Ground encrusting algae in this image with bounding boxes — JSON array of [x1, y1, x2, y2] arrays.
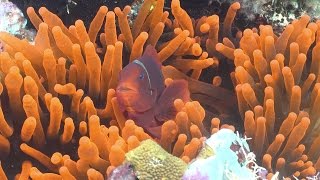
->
[[0, 0, 319, 179]]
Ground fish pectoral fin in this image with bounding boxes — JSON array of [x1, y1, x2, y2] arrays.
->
[[155, 79, 190, 122], [145, 126, 162, 139], [155, 107, 177, 123]]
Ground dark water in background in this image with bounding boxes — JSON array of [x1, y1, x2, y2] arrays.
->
[[9, 0, 257, 29], [9, 0, 133, 27]]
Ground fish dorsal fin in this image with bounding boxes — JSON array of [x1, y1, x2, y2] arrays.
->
[[141, 45, 161, 68]]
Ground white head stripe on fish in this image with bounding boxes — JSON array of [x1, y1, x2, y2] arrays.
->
[[133, 59, 153, 95]]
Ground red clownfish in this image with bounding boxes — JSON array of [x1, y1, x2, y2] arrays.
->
[[116, 45, 190, 138]]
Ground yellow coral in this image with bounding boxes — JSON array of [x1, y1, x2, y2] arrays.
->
[[125, 139, 187, 180]]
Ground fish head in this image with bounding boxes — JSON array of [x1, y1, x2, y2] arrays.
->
[[116, 45, 165, 113]]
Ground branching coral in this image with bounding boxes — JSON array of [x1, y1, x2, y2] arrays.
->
[[224, 14, 320, 178], [183, 128, 265, 179]]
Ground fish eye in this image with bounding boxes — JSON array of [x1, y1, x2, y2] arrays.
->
[[139, 73, 144, 79]]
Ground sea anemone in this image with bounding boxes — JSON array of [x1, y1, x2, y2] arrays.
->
[[5, 0, 318, 179], [0, 0, 242, 179], [223, 14, 320, 178]]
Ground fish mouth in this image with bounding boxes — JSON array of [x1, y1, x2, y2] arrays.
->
[[116, 85, 137, 93]]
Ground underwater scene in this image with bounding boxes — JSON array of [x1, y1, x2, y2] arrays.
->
[[0, 0, 320, 179]]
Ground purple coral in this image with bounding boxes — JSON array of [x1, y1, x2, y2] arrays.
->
[[107, 163, 137, 180]]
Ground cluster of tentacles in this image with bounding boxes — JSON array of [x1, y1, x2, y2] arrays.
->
[[1, 0, 320, 178], [0, 0, 245, 179], [218, 15, 320, 178]]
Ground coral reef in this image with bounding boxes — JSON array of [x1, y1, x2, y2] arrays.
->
[[2, 0, 320, 179], [219, 0, 320, 32], [0, 0, 35, 52], [0, 0, 28, 35], [0, 0, 241, 179]]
